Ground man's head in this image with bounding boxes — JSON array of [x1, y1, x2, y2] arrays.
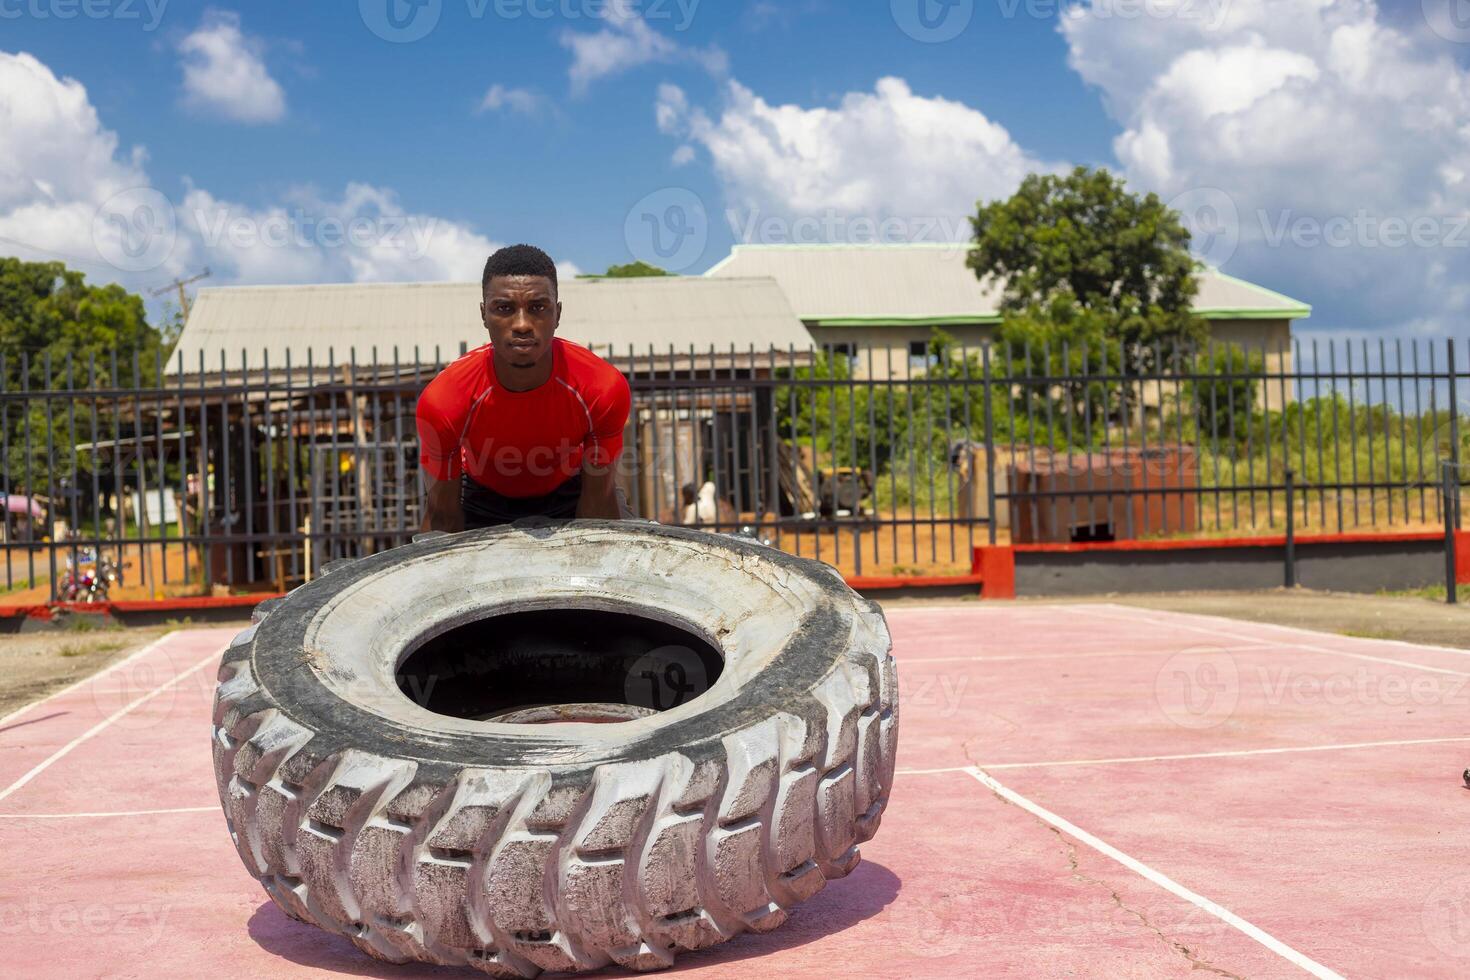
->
[[481, 244, 560, 372]]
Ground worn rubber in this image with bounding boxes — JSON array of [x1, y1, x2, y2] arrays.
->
[[211, 521, 897, 975]]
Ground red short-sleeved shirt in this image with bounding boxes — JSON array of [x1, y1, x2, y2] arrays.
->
[[416, 338, 631, 498]]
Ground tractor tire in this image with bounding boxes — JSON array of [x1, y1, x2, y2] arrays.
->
[[211, 520, 897, 976]]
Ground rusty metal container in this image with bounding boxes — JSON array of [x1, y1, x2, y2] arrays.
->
[[1007, 447, 1198, 544]]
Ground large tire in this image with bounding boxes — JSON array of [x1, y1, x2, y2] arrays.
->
[[211, 521, 897, 976]]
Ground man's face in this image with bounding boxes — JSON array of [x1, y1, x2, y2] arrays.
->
[[481, 275, 560, 370]]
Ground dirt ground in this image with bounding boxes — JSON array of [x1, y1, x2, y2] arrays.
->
[[1094, 589, 1470, 649], [0, 623, 201, 718]]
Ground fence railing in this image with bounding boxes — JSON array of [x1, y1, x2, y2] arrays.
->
[[1, 337, 1465, 602]]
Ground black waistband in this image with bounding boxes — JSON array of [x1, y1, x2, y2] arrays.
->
[[459, 473, 581, 529]]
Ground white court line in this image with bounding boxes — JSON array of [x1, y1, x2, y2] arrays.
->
[[884, 601, 1181, 617], [896, 765, 980, 775], [899, 644, 1267, 666], [967, 767, 1346, 980], [0, 643, 226, 805], [1071, 605, 1470, 677], [976, 735, 1470, 770], [0, 632, 180, 730], [882, 604, 1057, 615], [894, 735, 1470, 776], [0, 805, 217, 819]]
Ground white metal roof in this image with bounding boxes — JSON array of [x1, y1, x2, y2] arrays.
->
[[705, 244, 1311, 324], [169, 275, 815, 372]]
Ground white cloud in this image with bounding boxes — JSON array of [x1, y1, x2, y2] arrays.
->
[[180, 183, 499, 286], [0, 49, 528, 300], [478, 84, 543, 115], [177, 11, 286, 125], [1061, 0, 1470, 336], [657, 76, 1056, 240], [560, 6, 726, 93], [0, 50, 168, 281]]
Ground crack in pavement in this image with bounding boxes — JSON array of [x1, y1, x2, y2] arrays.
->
[[963, 745, 1244, 978], [1042, 823, 1243, 979]]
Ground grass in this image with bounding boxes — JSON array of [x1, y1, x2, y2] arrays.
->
[[73, 520, 186, 541], [58, 640, 124, 658], [1377, 583, 1451, 603], [0, 578, 35, 597]]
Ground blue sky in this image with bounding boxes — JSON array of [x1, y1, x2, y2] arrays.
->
[[2, 1, 1469, 339]]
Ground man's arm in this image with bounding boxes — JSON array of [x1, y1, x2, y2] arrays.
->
[[577, 368, 631, 520], [576, 464, 621, 519], [422, 475, 465, 532], [416, 377, 468, 532]]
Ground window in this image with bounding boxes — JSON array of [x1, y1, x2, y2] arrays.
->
[[824, 342, 859, 367], [908, 339, 936, 371]]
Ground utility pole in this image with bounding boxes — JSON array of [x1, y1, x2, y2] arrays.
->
[[150, 267, 211, 320]]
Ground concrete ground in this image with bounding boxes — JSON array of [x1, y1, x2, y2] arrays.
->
[[3, 601, 1470, 977]]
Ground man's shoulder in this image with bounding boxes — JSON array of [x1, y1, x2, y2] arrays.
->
[[559, 339, 627, 390], [421, 345, 490, 411]]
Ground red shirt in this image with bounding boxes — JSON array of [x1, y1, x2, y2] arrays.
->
[[416, 339, 631, 498]]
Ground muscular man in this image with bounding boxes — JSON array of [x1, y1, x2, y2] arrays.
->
[[416, 244, 631, 530]]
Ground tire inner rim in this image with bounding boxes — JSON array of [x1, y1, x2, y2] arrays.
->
[[394, 608, 724, 724]]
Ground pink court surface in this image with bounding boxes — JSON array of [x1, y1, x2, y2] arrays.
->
[[2, 603, 1469, 978]]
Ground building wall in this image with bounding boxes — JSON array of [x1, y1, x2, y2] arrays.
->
[[807, 317, 1295, 407], [807, 323, 994, 380], [1202, 318, 1294, 409]]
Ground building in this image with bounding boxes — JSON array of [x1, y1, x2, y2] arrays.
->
[[705, 243, 1311, 384], [165, 276, 816, 566], [169, 274, 814, 372]]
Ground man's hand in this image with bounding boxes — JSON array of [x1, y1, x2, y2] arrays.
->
[[576, 463, 622, 520], [422, 475, 465, 532]]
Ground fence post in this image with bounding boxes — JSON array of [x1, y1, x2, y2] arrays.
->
[[982, 344, 997, 546], [1447, 461, 1459, 606], [1284, 467, 1296, 589], [1450, 338, 1461, 496]]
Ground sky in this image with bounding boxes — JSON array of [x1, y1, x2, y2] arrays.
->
[[1, 0, 1468, 340]]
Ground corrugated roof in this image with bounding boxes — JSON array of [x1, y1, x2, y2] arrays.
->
[[705, 243, 1311, 323], [169, 275, 814, 372]]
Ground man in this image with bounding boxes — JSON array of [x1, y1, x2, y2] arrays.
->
[[416, 244, 631, 530]]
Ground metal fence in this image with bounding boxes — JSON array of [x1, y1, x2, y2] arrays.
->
[[1, 337, 1466, 602]]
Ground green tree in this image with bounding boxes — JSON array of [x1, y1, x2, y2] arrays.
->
[[588, 261, 672, 278], [993, 294, 1123, 445], [970, 166, 1205, 369], [1184, 344, 1262, 451], [0, 258, 171, 496]]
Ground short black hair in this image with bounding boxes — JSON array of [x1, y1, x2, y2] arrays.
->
[[482, 244, 558, 294]]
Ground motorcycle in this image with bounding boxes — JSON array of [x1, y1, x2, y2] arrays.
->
[[58, 550, 125, 603]]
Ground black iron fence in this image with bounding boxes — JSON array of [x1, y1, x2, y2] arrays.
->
[[1, 337, 1466, 601]]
